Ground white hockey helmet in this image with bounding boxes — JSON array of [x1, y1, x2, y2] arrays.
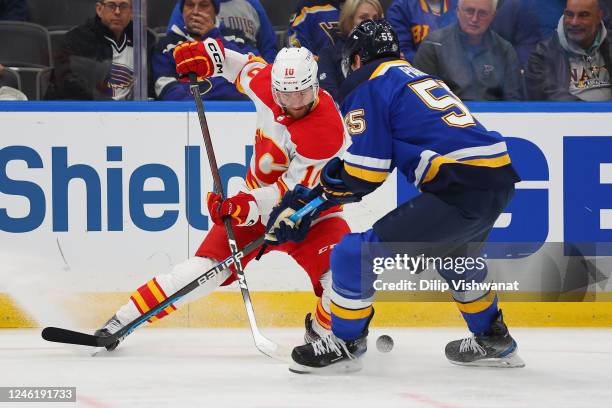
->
[[271, 47, 319, 110]]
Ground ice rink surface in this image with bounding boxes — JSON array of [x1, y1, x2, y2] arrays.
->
[[1, 327, 611, 408]]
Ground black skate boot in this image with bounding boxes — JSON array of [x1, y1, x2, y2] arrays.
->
[[303, 312, 327, 343], [445, 310, 525, 368], [290, 332, 368, 374], [291, 309, 373, 374], [94, 314, 124, 351]]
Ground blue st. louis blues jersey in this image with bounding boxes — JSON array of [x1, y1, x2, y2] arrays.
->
[[387, 0, 458, 62], [338, 58, 520, 195], [287, 0, 340, 56]]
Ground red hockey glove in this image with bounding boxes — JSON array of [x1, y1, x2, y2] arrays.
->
[[173, 38, 225, 82], [206, 191, 260, 227]]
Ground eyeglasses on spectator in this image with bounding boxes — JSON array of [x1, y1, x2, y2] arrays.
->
[[460, 7, 492, 19], [99, 1, 132, 13]]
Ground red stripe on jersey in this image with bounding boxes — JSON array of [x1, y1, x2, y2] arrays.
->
[[300, 165, 315, 186], [245, 169, 261, 189], [275, 178, 289, 197], [313, 169, 322, 185]]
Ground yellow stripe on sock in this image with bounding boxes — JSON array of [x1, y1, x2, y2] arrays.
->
[[317, 318, 331, 330], [456, 291, 496, 314], [131, 292, 150, 314], [317, 300, 331, 320], [147, 281, 166, 303], [330, 302, 373, 320]]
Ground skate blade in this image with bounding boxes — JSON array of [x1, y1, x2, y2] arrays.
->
[[450, 350, 525, 368], [289, 358, 363, 375]]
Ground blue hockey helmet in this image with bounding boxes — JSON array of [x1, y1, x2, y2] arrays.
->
[[341, 18, 400, 75]]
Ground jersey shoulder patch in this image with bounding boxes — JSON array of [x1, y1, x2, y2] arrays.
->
[[246, 65, 279, 112], [288, 91, 344, 160]]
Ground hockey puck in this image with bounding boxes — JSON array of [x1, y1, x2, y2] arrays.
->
[[376, 334, 394, 353]]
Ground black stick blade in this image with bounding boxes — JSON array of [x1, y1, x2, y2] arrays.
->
[[42, 327, 103, 347]]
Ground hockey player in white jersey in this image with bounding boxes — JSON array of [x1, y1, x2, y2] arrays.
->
[[94, 41, 350, 350]]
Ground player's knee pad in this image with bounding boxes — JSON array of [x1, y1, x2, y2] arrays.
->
[[123, 257, 228, 323], [158, 256, 231, 295]]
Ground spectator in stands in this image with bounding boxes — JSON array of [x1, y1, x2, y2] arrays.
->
[[46, 0, 154, 100], [387, 0, 458, 63], [487, 0, 609, 71], [526, 0, 612, 101], [413, 0, 522, 100], [153, 0, 258, 101], [167, 0, 277, 62], [531, 0, 566, 39], [287, 0, 343, 56], [0, 0, 28, 21], [490, 0, 547, 69], [0, 64, 27, 100], [318, 0, 383, 101], [533, 0, 610, 36]]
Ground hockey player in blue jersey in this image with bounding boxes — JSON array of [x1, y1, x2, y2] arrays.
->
[[265, 19, 525, 373]]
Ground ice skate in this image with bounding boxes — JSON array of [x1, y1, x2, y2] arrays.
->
[[289, 332, 368, 374], [93, 314, 124, 351], [445, 310, 525, 368], [303, 312, 330, 343]]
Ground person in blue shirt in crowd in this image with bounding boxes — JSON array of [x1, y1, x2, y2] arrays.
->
[[152, 0, 259, 101], [287, 0, 344, 56], [490, 0, 548, 69], [265, 19, 524, 373], [317, 0, 383, 101], [166, 0, 277, 62], [512, 0, 612, 47], [387, 0, 458, 62], [0, 0, 27, 21]]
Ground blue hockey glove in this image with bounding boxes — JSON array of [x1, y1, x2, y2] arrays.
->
[[320, 157, 363, 205], [265, 185, 319, 246]]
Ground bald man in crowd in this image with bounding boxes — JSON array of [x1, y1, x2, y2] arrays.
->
[[526, 0, 612, 101]]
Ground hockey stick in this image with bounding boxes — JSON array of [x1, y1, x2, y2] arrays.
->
[[186, 73, 290, 361], [41, 236, 263, 348], [41, 201, 321, 352]]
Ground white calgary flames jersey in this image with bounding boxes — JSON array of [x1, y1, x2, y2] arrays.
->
[[219, 49, 348, 222]]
